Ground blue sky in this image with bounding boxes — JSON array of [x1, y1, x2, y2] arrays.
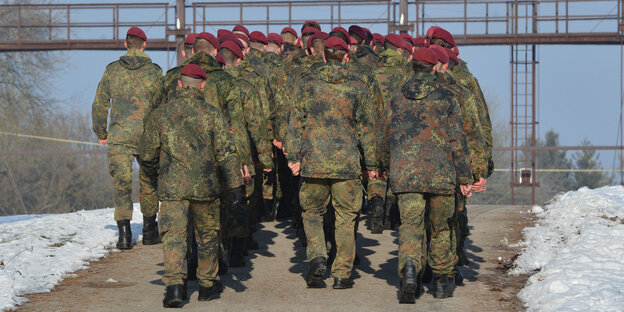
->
[[49, 0, 622, 169]]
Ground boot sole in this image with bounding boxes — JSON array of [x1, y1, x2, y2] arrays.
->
[[306, 265, 326, 288], [163, 298, 183, 308], [398, 281, 417, 304], [433, 291, 454, 299], [116, 243, 132, 250]]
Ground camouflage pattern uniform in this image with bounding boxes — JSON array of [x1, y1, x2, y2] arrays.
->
[[138, 87, 243, 288], [380, 72, 472, 278], [354, 44, 379, 69], [92, 49, 162, 221], [282, 41, 300, 56], [286, 61, 377, 279]]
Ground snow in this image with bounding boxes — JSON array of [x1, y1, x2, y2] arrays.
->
[[0, 204, 144, 311], [512, 186, 624, 312]]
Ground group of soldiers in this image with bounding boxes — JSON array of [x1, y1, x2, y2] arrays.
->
[[92, 21, 493, 308]]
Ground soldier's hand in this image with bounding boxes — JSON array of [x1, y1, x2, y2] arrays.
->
[[98, 138, 108, 146], [472, 178, 487, 192], [263, 168, 273, 173], [229, 186, 247, 224], [241, 165, 251, 185], [460, 184, 472, 197], [367, 170, 379, 181], [288, 161, 301, 176], [273, 139, 283, 150]]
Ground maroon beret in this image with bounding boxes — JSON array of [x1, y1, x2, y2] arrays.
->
[[220, 40, 244, 60], [235, 33, 250, 47], [426, 26, 441, 38], [303, 20, 321, 30], [372, 33, 384, 44], [429, 45, 449, 63], [181, 64, 207, 80], [197, 32, 219, 49], [220, 34, 245, 49], [430, 27, 456, 46], [215, 53, 226, 66], [400, 33, 415, 47], [362, 27, 372, 37], [330, 27, 350, 43], [249, 31, 268, 45], [217, 29, 233, 41], [127, 26, 146, 41], [445, 47, 459, 63], [184, 33, 198, 45], [452, 46, 459, 56], [281, 27, 298, 37], [413, 37, 428, 47], [413, 48, 438, 65], [301, 26, 320, 36], [232, 25, 249, 37], [307, 32, 329, 49], [384, 34, 405, 49], [325, 37, 348, 51], [349, 36, 357, 45], [348, 25, 366, 43], [267, 33, 283, 46]]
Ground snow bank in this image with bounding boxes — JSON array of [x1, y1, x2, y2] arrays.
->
[[512, 186, 624, 312], [0, 205, 144, 311]]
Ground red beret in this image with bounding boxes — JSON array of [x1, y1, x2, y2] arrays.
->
[[330, 27, 350, 43], [429, 45, 449, 63], [281, 27, 298, 37], [349, 36, 357, 45], [400, 33, 415, 47], [215, 53, 226, 66], [430, 27, 456, 47], [184, 33, 198, 45], [181, 64, 207, 80], [385, 33, 407, 49], [127, 26, 146, 41], [303, 20, 321, 30], [325, 37, 348, 51], [197, 32, 219, 50], [348, 25, 366, 42], [362, 27, 372, 37], [307, 32, 328, 49], [267, 33, 283, 46], [232, 25, 249, 37], [445, 47, 459, 63], [451, 46, 459, 56], [372, 33, 384, 44], [301, 26, 320, 36], [413, 48, 438, 65], [235, 33, 250, 47], [413, 37, 428, 47], [249, 31, 268, 45], [426, 26, 441, 39], [220, 34, 245, 49], [220, 40, 244, 60], [217, 29, 233, 41]]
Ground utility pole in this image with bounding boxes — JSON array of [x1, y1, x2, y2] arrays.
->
[[173, 0, 188, 66], [399, 0, 408, 33]]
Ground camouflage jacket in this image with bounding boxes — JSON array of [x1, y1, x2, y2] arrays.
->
[[381, 73, 472, 194], [138, 87, 243, 200], [92, 50, 163, 148], [354, 44, 379, 69], [286, 62, 377, 179], [437, 72, 488, 180], [162, 65, 183, 105]]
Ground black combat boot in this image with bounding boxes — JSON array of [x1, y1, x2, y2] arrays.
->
[[383, 196, 396, 230], [218, 256, 228, 275], [399, 258, 418, 304], [332, 277, 354, 289], [271, 198, 280, 221], [162, 284, 184, 308], [228, 238, 246, 268], [198, 281, 223, 301], [454, 266, 464, 286], [369, 196, 385, 234], [142, 215, 160, 245], [261, 199, 275, 222], [422, 264, 433, 284], [305, 257, 327, 288], [116, 220, 132, 250], [433, 273, 455, 299], [187, 255, 198, 281]]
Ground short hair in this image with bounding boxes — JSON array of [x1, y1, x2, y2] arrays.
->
[[249, 41, 264, 50], [328, 31, 348, 44], [324, 47, 347, 63], [125, 35, 144, 49], [180, 75, 203, 88], [184, 43, 193, 56], [412, 60, 434, 74], [301, 35, 312, 48], [219, 47, 239, 64], [430, 38, 453, 49], [364, 32, 373, 45], [281, 32, 296, 43], [384, 41, 399, 51], [448, 58, 458, 71], [401, 48, 412, 59], [311, 38, 325, 54], [193, 38, 216, 53], [350, 33, 363, 45]]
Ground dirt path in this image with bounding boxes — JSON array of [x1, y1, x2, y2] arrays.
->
[[17, 205, 532, 312]]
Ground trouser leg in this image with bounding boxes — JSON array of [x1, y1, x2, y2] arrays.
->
[[397, 193, 426, 278], [190, 199, 221, 288], [107, 145, 134, 221], [159, 200, 189, 286], [428, 194, 457, 276], [299, 177, 331, 262], [330, 178, 362, 279]]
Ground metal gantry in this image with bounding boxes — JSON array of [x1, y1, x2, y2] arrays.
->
[[0, 0, 623, 205]]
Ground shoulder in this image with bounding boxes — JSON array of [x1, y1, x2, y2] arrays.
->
[[165, 65, 182, 76]]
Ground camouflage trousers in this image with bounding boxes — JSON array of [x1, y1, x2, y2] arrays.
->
[[452, 190, 469, 260], [397, 192, 457, 278], [300, 177, 362, 279], [220, 177, 255, 242], [107, 145, 158, 221], [159, 199, 220, 288], [262, 146, 284, 200]]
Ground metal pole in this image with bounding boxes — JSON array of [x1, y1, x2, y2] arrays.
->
[[399, 0, 408, 33], [176, 0, 186, 66]]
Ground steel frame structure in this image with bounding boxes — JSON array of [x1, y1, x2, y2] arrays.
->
[[0, 0, 622, 204]]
